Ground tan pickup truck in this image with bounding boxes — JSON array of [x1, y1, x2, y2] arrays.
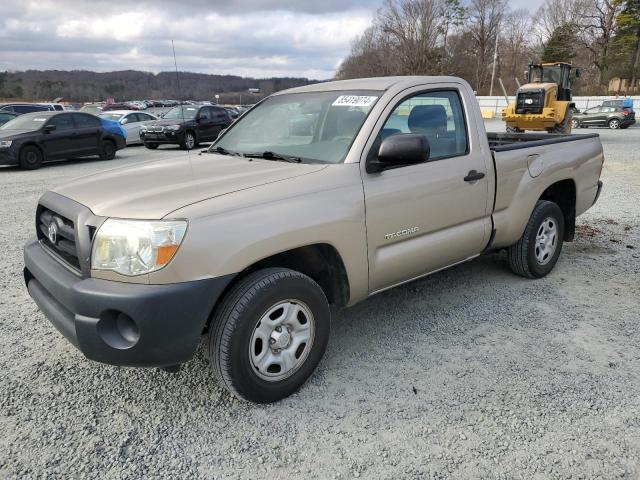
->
[[24, 76, 604, 403]]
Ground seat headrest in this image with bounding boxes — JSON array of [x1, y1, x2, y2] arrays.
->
[[408, 105, 447, 133]]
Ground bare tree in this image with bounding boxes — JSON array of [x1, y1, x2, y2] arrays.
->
[[467, 0, 506, 93], [582, 0, 624, 85], [501, 9, 534, 92]]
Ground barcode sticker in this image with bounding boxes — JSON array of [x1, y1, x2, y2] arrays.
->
[[332, 95, 378, 108]]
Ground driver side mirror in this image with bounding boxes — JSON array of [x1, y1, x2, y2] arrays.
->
[[524, 70, 530, 81], [367, 134, 430, 174], [43, 124, 56, 133]]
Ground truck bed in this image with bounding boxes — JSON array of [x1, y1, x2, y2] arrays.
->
[[487, 132, 600, 151]]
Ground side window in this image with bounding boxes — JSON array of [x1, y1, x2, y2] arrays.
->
[[15, 105, 47, 113], [211, 107, 227, 122], [48, 114, 75, 130], [73, 114, 100, 128], [199, 108, 210, 120], [53, 105, 64, 111], [380, 90, 468, 160], [0, 105, 13, 112]]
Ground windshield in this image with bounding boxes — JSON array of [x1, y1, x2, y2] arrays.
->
[[212, 90, 381, 163], [99, 113, 123, 121], [530, 66, 562, 84], [0, 114, 49, 131], [162, 106, 198, 120]]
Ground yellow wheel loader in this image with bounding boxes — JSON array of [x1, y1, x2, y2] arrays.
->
[[502, 62, 580, 134]]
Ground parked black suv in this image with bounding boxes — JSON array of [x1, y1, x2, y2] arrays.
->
[[140, 105, 232, 150], [0, 111, 126, 170]]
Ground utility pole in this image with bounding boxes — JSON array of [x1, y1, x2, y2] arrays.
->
[[489, 26, 500, 97]]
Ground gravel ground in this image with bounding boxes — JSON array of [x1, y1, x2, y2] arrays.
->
[[1, 124, 639, 479]]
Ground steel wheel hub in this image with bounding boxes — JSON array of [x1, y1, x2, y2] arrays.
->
[[249, 300, 314, 382], [535, 217, 557, 265]]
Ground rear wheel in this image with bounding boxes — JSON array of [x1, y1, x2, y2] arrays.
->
[[508, 200, 565, 279], [608, 118, 621, 129], [571, 118, 580, 129], [99, 140, 116, 160], [209, 268, 331, 403], [19, 145, 44, 170], [144, 142, 159, 149]]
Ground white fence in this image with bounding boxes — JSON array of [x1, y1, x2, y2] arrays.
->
[[477, 95, 640, 116]]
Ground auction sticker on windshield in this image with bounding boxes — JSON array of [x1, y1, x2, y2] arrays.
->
[[332, 95, 378, 108]]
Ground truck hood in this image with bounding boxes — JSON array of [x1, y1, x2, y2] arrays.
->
[[54, 153, 326, 219]]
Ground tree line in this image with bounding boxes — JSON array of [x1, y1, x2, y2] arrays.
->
[[0, 70, 315, 103], [336, 0, 640, 95]]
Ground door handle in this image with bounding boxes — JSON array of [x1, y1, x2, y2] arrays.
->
[[464, 170, 485, 182]]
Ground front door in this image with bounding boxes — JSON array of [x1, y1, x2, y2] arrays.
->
[[40, 114, 78, 159], [362, 88, 493, 293]]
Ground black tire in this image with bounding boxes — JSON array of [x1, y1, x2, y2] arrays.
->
[[619, 124, 629, 129], [181, 130, 197, 150], [571, 118, 579, 129], [506, 126, 523, 133], [608, 118, 621, 129], [551, 109, 573, 134], [507, 200, 565, 279], [18, 145, 43, 170], [144, 142, 159, 149], [99, 140, 116, 160], [209, 268, 331, 403]]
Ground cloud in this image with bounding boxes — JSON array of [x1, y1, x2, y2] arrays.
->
[[0, 0, 378, 78]]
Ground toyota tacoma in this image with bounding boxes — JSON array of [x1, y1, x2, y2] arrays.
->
[[24, 76, 604, 403]]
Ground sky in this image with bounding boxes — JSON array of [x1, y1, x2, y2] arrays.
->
[[0, 0, 544, 80]]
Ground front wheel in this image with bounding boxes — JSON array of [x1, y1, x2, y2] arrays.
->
[[181, 131, 197, 150], [571, 119, 579, 129], [506, 126, 523, 133], [209, 268, 330, 403], [19, 145, 44, 170], [608, 118, 621, 129], [144, 142, 159, 149], [508, 200, 565, 278]]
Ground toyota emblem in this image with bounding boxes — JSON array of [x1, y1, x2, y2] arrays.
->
[[48, 222, 58, 244]]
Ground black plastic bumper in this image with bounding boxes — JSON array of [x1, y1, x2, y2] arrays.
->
[[24, 238, 234, 367], [0, 148, 17, 166], [139, 131, 185, 145]]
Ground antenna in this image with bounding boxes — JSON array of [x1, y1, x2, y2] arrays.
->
[[171, 39, 189, 150]]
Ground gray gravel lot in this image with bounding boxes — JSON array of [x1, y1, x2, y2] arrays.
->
[[1, 124, 639, 479]]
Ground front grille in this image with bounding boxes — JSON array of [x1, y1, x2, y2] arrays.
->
[[516, 90, 545, 114], [37, 206, 80, 270]]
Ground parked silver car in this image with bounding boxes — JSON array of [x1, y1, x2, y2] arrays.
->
[[98, 110, 158, 145]]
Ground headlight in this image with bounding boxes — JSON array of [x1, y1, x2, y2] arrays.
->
[[0, 140, 12, 148], [164, 125, 181, 131], [139, 125, 148, 132], [91, 219, 187, 276]]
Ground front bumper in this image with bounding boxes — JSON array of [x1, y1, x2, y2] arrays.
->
[[24, 238, 233, 367], [0, 147, 18, 166], [139, 130, 185, 145]]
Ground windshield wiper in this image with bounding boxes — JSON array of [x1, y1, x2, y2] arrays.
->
[[207, 146, 243, 156], [242, 151, 302, 163]]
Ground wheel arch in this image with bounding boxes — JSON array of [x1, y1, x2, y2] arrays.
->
[[204, 243, 350, 333], [538, 178, 576, 241]]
